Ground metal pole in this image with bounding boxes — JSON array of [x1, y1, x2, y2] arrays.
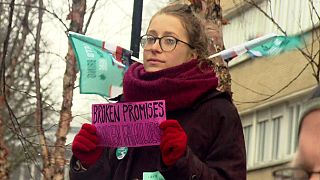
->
[[130, 0, 143, 61]]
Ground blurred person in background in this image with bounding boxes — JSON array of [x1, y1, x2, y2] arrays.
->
[[272, 85, 320, 180]]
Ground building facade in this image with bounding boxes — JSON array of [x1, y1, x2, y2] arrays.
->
[[221, 0, 320, 179]]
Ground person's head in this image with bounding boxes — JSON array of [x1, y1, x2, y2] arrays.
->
[[140, 3, 208, 72], [273, 85, 320, 180]]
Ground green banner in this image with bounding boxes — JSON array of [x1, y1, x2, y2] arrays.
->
[[248, 35, 302, 57], [68, 32, 129, 97]]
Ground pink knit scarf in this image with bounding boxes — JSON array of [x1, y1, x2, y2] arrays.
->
[[123, 59, 218, 111]]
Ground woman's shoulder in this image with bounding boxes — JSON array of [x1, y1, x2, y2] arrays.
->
[[192, 90, 240, 121], [194, 89, 233, 108]]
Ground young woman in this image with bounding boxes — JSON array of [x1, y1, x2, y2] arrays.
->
[[70, 3, 246, 180]]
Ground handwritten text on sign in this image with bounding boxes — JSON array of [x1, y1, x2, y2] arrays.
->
[[92, 100, 166, 147]]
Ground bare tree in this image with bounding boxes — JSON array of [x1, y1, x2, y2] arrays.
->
[[247, 0, 319, 81], [34, 0, 52, 179], [210, 0, 320, 106], [52, 0, 86, 178], [0, 0, 62, 179], [231, 0, 320, 104], [0, 0, 129, 179], [0, 0, 16, 178]]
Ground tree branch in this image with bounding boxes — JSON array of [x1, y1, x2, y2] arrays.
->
[[0, 2, 69, 31], [84, 0, 99, 34]]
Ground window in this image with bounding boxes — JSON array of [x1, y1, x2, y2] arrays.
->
[[287, 104, 300, 155], [257, 120, 268, 162], [243, 125, 252, 160], [241, 94, 310, 169], [241, 114, 254, 167], [254, 110, 286, 164], [287, 106, 294, 154], [272, 116, 281, 160], [294, 104, 301, 151], [287, 104, 301, 155]]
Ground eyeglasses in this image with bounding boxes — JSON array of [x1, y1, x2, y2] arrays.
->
[[272, 167, 320, 180], [140, 34, 194, 52]]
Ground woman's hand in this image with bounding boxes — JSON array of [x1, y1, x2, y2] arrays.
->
[[160, 120, 187, 166], [72, 123, 103, 168]]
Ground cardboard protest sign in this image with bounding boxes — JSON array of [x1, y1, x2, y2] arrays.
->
[[92, 100, 166, 147]]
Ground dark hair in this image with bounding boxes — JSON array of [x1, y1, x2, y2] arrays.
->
[[149, 3, 209, 62], [297, 85, 320, 137]]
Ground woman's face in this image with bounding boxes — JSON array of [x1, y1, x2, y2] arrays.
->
[[143, 14, 197, 72]]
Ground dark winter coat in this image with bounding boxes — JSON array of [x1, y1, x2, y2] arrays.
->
[[69, 90, 246, 180]]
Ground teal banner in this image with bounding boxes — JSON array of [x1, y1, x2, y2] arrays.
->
[[248, 35, 302, 57], [208, 33, 303, 61], [68, 32, 130, 97]]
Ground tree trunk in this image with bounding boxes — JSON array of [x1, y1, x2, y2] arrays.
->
[[205, 18, 232, 94], [0, 96, 9, 180], [0, 0, 15, 179], [53, 0, 86, 179], [34, 0, 52, 179], [189, 0, 232, 94]]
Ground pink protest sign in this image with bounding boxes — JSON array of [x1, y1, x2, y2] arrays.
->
[[92, 100, 166, 147]]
